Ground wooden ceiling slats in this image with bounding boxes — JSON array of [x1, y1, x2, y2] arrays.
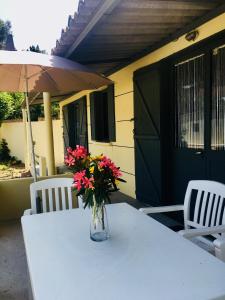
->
[[88, 34, 177, 44], [111, 8, 208, 17], [118, 0, 219, 10], [103, 15, 194, 24], [75, 50, 153, 60], [52, 0, 224, 74], [79, 41, 154, 50], [93, 26, 180, 36]]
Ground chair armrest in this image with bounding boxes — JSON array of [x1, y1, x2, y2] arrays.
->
[[139, 205, 184, 214], [23, 209, 32, 216], [213, 238, 225, 262], [179, 225, 225, 239]]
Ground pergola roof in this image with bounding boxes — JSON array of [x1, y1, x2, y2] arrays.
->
[[52, 0, 225, 75]]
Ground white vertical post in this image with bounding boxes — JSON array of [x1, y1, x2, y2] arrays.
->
[[43, 92, 56, 175], [22, 108, 30, 169], [25, 68, 37, 182], [39, 156, 47, 177]]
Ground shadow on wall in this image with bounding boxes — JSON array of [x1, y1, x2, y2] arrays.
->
[[0, 174, 73, 221]]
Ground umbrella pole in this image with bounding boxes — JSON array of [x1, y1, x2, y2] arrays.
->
[[25, 69, 37, 182]]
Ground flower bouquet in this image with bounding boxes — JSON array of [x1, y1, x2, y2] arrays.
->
[[65, 145, 126, 241]]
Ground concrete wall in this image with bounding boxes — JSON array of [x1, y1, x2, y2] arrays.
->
[[0, 120, 26, 162], [0, 119, 64, 166], [60, 13, 225, 199], [0, 174, 74, 221]]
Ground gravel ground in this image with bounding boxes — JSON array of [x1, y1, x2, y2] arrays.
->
[[0, 164, 27, 180]]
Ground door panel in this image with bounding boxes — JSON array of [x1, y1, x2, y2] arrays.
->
[[172, 149, 207, 204], [171, 44, 225, 204], [68, 102, 76, 148], [172, 54, 206, 203], [208, 45, 225, 184], [62, 96, 88, 150], [62, 106, 70, 153], [134, 68, 161, 205], [78, 96, 88, 149]]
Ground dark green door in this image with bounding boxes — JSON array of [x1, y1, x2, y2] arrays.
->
[[134, 66, 161, 206], [172, 54, 207, 204], [62, 96, 88, 152], [171, 45, 225, 204]]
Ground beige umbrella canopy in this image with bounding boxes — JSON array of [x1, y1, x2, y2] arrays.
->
[[0, 50, 112, 181], [0, 50, 110, 93]]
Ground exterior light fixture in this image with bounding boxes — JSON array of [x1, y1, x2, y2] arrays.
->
[[185, 30, 199, 42]]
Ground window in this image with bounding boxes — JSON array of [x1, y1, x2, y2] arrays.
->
[[90, 85, 116, 142], [175, 55, 205, 149], [211, 45, 225, 150]]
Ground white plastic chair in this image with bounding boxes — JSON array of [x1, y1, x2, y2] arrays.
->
[[139, 180, 225, 262], [24, 178, 83, 215]]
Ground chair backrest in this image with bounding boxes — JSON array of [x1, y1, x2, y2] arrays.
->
[[30, 178, 74, 214], [184, 180, 225, 238]]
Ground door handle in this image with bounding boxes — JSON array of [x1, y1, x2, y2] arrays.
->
[[195, 151, 203, 155]]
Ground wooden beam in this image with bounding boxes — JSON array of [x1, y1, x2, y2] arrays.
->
[[77, 58, 130, 65], [65, 0, 122, 58], [73, 51, 139, 60], [104, 15, 193, 24], [77, 41, 152, 50], [111, 8, 209, 17], [87, 34, 169, 44], [93, 26, 178, 36]]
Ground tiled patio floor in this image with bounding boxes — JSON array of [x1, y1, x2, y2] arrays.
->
[[0, 220, 29, 300], [0, 192, 181, 300]]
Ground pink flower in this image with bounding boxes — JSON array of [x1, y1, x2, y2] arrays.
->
[[99, 156, 122, 178], [66, 147, 73, 154], [65, 154, 75, 166], [74, 170, 86, 181], [72, 145, 88, 159], [73, 170, 94, 191]]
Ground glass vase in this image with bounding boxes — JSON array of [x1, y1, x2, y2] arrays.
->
[[90, 201, 109, 242]]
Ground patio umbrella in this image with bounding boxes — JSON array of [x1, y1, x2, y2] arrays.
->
[[0, 50, 111, 181]]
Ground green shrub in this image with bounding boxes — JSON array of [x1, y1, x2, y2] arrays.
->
[[0, 139, 11, 162]]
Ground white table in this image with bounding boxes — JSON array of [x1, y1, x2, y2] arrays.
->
[[21, 203, 225, 300]]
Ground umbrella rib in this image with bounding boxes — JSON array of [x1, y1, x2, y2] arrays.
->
[[39, 66, 60, 92], [69, 70, 98, 90], [30, 92, 41, 105], [28, 67, 49, 80], [18, 65, 24, 91]]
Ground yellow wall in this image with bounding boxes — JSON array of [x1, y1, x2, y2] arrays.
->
[[31, 120, 64, 166], [59, 13, 225, 199], [0, 174, 74, 221], [0, 119, 64, 166]]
